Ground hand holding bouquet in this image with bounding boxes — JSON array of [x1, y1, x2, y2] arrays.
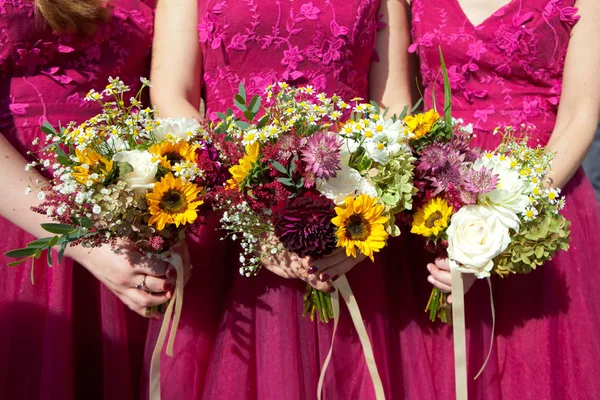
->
[[6, 78, 219, 305], [210, 83, 417, 321]]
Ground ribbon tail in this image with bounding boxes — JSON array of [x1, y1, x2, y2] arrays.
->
[[149, 252, 185, 400], [451, 267, 468, 400], [474, 277, 495, 380], [336, 276, 386, 400], [166, 253, 184, 356], [317, 287, 340, 400]]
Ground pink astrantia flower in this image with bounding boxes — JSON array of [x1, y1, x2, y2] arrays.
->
[[301, 131, 342, 179]]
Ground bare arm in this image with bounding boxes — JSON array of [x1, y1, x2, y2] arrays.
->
[[368, 0, 414, 115], [546, 0, 600, 188], [151, 0, 203, 119]]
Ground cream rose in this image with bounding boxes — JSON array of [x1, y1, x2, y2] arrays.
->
[[112, 150, 158, 193], [317, 164, 378, 205], [153, 117, 200, 142], [473, 155, 529, 231], [447, 205, 511, 278]]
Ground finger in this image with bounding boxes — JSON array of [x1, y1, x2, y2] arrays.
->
[[435, 258, 451, 271], [129, 253, 170, 277], [427, 263, 452, 287], [428, 275, 452, 293], [126, 288, 170, 310], [309, 248, 350, 273], [307, 273, 334, 293], [319, 252, 366, 279], [142, 275, 169, 293]]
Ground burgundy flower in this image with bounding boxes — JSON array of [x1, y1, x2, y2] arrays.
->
[[272, 191, 337, 258]]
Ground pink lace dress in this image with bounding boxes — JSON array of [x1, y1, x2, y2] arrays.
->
[[144, 1, 437, 399], [0, 1, 154, 399], [410, 0, 600, 397]]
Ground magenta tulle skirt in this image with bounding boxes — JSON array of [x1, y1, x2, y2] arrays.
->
[[0, 216, 148, 400]]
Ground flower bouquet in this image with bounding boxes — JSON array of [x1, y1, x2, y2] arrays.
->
[[210, 83, 416, 322], [406, 76, 571, 323], [5, 77, 220, 289]]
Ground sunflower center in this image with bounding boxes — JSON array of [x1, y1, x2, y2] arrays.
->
[[159, 190, 187, 214], [165, 152, 184, 165], [344, 213, 371, 241], [425, 211, 443, 228]]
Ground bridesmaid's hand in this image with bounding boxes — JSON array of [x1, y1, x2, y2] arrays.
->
[[68, 241, 192, 318], [308, 247, 367, 287], [427, 258, 476, 304], [262, 249, 333, 293]]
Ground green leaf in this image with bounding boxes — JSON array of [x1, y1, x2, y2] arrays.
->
[[256, 114, 270, 130], [289, 155, 298, 173], [41, 223, 76, 235], [270, 161, 288, 175], [41, 120, 57, 136], [235, 121, 250, 130], [216, 112, 228, 121], [397, 105, 409, 120], [47, 248, 53, 266], [117, 162, 134, 178], [238, 83, 247, 102], [439, 47, 453, 127], [71, 217, 94, 228], [369, 101, 382, 114], [7, 258, 29, 267], [276, 177, 295, 187], [26, 237, 56, 249], [5, 248, 38, 258], [248, 95, 261, 114], [234, 96, 246, 112], [410, 98, 424, 114]]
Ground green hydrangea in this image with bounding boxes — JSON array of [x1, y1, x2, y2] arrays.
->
[[493, 209, 571, 277]]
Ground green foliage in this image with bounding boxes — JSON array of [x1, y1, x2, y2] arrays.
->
[[494, 210, 571, 277]]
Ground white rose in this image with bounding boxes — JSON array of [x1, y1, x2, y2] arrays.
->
[[447, 205, 512, 279], [317, 164, 378, 205], [473, 155, 529, 231], [113, 150, 158, 193], [153, 117, 200, 142]]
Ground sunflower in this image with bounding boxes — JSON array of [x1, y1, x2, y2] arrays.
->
[[146, 174, 204, 231], [410, 197, 453, 237], [332, 194, 389, 261], [71, 148, 114, 185], [227, 142, 261, 190], [404, 109, 440, 140], [149, 141, 197, 169]]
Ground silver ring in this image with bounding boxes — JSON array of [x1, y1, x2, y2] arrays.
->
[[135, 275, 149, 292]]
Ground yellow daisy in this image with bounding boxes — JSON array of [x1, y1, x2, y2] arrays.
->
[[71, 148, 113, 185], [227, 142, 261, 190], [410, 197, 453, 237], [146, 174, 204, 231], [332, 194, 389, 261], [404, 109, 440, 140], [149, 141, 197, 169]]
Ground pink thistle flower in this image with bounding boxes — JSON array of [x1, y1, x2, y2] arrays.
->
[[301, 132, 342, 179], [464, 166, 499, 194]]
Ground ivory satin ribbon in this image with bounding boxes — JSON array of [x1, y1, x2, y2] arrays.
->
[[450, 268, 496, 400], [317, 275, 385, 400], [149, 252, 185, 400]]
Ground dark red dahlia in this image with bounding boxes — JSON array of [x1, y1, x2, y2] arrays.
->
[[272, 191, 337, 258]]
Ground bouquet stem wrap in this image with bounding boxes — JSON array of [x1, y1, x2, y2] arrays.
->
[[450, 267, 496, 400], [317, 275, 385, 400], [150, 252, 185, 400]]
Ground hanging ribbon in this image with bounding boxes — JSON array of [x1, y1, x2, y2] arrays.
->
[[317, 275, 385, 400], [474, 277, 495, 380], [450, 267, 468, 400], [149, 252, 185, 400], [450, 270, 497, 400]]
